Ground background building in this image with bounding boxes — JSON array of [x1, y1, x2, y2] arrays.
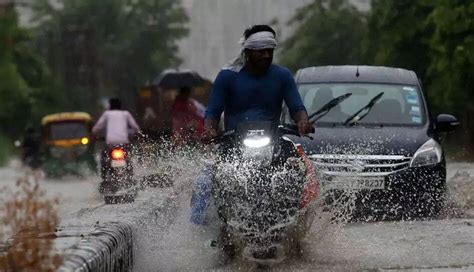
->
[[178, 0, 370, 80]]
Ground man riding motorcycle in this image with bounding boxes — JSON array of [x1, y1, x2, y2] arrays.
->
[[92, 98, 140, 191], [200, 25, 312, 142], [191, 25, 313, 243]]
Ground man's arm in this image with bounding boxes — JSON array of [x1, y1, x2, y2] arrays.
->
[[293, 110, 309, 123], [292, 109, 313, 136], [201, 71, 229, 140], [281, 68, 313, 135], [92, 112, 107, 135], [204, 118, 219, 131], [205, 71, 228, 123], [126, 112, 140, 132]]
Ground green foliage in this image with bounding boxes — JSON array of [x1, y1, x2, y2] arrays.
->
[[363, 0, 433, 78], [30, 0, 189, 112], [0, 6, 46, 137], [426, 0, 474, 114], [280, 0, 367, 72], [0, 5, 63, 166], [0, 62, 30, 135]]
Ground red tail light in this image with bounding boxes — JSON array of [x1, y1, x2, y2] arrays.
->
[[111, 148, 125, 160]]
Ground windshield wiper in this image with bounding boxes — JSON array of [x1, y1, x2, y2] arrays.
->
[[309, 93, 352, 123], [343, 92, 384, 126]]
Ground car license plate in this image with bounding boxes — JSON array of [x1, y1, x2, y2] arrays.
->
[[325, 177, 385, 190], [111, 160, 126, 168]]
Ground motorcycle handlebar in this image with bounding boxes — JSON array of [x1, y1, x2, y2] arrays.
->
[[279, 124, 299, 136], [205, 124, 314, 145], [280, 123, 315, 133], [204, 130, 235, 145], [280, 124, 315, 139]]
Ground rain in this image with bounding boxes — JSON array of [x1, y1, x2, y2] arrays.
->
[[1, 0, 474, 271]]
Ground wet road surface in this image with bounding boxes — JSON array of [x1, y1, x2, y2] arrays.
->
[[1, 160, 474, 271]]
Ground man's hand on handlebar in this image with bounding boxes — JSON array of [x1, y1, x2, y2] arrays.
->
[[296, 120, 314, 136], [201, 128, 218, 144], [201, 118, 220, 144], [293, 110, 314, 136]]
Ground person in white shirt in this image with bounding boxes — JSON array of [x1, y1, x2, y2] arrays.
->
[[92, 98, 140, 185], [92, 98, 140, 145]]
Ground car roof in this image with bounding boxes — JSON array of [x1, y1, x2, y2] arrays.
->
[[295, 65, 420, 85]]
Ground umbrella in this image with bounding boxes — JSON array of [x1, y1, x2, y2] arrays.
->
[[152, 69, 207, 89]]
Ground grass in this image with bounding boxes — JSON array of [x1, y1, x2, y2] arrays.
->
[[0, 171, 62, 271]]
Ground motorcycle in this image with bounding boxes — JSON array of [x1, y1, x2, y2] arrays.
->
[[99, 145, 137, 204], [208, 121, 320, 265]]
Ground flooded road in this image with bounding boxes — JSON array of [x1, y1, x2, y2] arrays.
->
[[134, 161, 474, 271], [1, 160, 474, 271], [0, 160, 99, 220], [284, 219, 474, 271]]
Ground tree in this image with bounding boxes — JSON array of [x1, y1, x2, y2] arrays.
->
[[363, 0, 433, 79], [30, 0, 189, 114], [0, 4, 47, 137], [0, 3, 62, 164], [426, 0, 474, 147], [280, 0, 367, 72]]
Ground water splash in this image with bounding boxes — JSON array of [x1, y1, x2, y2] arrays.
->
[[129, 137, 363, 270]]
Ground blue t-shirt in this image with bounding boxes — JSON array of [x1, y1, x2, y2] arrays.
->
[[205, 64, 306, 131]]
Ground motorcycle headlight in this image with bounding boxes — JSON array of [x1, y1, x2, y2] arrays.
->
[[241, 136, 273, 165], [410, 139, 442, 167], [243, 137, 271, 148]]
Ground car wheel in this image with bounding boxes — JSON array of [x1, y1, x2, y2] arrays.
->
[[418, 190, 445, 218], [403, 184, 446, 219]]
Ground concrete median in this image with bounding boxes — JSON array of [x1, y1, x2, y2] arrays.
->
[[56, 190, 176, 271], [57, 222, 134, 271]]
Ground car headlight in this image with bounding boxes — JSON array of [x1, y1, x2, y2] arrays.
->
[[410, 139, 442, 167]]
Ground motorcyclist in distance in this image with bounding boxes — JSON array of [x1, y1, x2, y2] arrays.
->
[[92, 98, 140, 183]]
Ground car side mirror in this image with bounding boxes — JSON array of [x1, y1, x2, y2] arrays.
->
[[436, 114, 460, 132]]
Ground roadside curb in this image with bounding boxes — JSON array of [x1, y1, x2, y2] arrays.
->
[[57, 191, 177, 271], [57, 222, 134, 271]]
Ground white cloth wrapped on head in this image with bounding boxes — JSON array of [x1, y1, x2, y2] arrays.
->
[[239, 31, 277, 50], [223, 31, 277, 72]]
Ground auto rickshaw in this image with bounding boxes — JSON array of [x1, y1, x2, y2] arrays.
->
[[41, 112, 97, 177]]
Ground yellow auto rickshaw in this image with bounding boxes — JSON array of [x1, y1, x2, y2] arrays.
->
[[41, 112, 96, 177]]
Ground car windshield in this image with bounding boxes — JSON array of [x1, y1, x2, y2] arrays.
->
[[49, 122, 88, 140], [299, 83, 426, 126]]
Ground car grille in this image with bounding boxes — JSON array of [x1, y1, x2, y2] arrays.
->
[[309, 154, 412, 177]]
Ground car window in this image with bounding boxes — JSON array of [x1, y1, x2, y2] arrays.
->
[[49, 122, 88, 140], [298, 83, 425, 126]]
